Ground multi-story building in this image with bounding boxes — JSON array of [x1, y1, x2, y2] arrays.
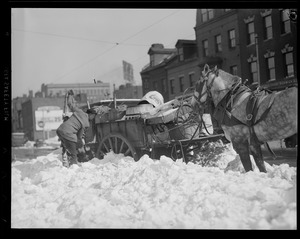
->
[[12, 96, 28, 132], [141, 44, 177, 102], [140, 41, 199, 102], [195, 9, 297, 90], [166, 39, 199, 99], [41, 81, 111, 103], [115, 83, 143, 99]]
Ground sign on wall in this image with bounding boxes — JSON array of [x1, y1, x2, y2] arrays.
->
[[123, 60, 135, 83], [35, 106, 63, 131]]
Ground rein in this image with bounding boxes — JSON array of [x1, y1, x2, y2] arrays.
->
[[193, 68, 243, 109], [192, 67, 243, 135], [192, 69, 216, 105]]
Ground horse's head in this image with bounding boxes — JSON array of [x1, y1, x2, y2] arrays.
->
[[191, 64, 219, 114]]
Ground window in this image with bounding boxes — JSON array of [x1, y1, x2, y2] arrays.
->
[[208, 9, 214, 19], [284, 52, 294, 77], [230, 65, 238, 76], [189, 73, 194, 87], [202, 39, 208, 57], [250, 61, 258, 82], [201, 9, 214, 22], [264, 15, 273, 40], [170, 79, 175, 94], [228, 29, 236, 48], [179, 76, 184, 92], [281, 9, 291, 34], [266, 57, 275, 80], [247, 22, 255, 45], [178, 47, 184, 61], [215, 34, 222, 53]]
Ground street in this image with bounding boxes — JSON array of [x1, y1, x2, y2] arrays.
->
[[11, 140, 297, 167], [262, 141, 297, 167]]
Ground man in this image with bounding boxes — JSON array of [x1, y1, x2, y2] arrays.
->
[[56, 90, 90, 167]]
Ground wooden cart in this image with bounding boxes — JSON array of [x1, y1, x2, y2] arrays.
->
[[84, 97, 225, 163]]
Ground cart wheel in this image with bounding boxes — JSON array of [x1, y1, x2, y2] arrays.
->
[[96, 133, 139, 161]]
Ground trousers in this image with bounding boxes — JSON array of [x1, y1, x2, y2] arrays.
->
[[57, 131, 78, 166]]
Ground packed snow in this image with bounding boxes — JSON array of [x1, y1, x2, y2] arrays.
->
[[11, 142, 296, 229]]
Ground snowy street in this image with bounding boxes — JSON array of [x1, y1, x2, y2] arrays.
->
[[11, 141, 297, 229]]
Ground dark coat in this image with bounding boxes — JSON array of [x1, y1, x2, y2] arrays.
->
[[56, 95, 90, 143]]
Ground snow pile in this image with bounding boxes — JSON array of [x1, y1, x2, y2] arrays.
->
[[11, 146, 296, 229]]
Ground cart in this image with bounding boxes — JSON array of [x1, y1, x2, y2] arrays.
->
[[83, 96, 225, 163]]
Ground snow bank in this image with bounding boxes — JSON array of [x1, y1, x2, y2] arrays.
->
[[11, 145, 296, 229]]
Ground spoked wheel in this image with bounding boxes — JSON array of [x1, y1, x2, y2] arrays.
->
[[96, 133, 138, 161]]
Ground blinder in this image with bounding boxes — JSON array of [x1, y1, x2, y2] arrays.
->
[[193, 65, 218, 106]]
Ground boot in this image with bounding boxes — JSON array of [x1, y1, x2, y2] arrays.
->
[[69, 155, 81, 166], [62, 151, 70, 168]]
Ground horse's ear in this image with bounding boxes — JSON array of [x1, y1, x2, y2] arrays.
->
[[203, 64, 210, 75], [214, 65, 219, 76]]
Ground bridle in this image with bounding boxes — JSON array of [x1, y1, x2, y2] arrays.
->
[[190, 66, 218, 135], [192, 67, 218, 106]]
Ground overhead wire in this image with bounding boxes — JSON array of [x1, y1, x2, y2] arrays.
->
[[14, 9, 193, 84], [12, 28, 149, 46], [97, 32, 196, 80], [52, 9, 183, 83]]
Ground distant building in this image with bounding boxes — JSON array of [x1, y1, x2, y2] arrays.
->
[[195, 9, 297, 90], [41, 81, 111, 103], [115, 83, 143, 99], [12, 96, 28, 132], [22, 98, 64, 141]]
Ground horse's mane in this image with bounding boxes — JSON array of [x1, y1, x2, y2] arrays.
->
[[218, 69, 241, 86]]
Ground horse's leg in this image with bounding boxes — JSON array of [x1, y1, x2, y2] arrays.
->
[[249, 142, 267, 173], [232, 141, 253, 172]]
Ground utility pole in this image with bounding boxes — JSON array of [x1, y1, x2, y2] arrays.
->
[[113, 84, 116, 109], [255, 33, 261, 86]]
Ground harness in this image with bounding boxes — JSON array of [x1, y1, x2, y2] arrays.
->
[[193, 67, 277, 156]]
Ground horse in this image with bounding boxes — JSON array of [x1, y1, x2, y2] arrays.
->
[[191, 64, 297, 173]]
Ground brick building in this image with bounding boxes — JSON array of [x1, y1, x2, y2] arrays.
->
[[195, 9, 297, 90], [140, 44, 176, 102], [140, 41, 199, 102], [41, 81, 111, 103], [166, 40, 199, 99], [115, 83, 143, 99]]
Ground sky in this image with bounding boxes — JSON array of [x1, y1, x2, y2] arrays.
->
[[11, 8, 197, 98], [11, 139, 296, 229]]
